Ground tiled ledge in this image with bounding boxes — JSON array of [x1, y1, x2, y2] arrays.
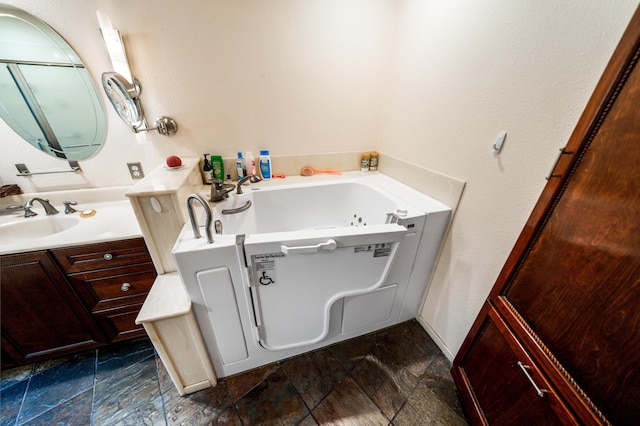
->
[[222, 151, 465, 213]]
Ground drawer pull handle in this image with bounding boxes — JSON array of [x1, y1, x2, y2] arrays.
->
[[104, 253, 113, 261], [121, 283, 131, 292], [517, 361, 548, 398]]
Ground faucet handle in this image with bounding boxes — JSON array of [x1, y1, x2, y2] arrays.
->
[[63, 201, 78, 214]]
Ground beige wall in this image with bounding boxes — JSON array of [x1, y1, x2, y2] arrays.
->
[[1, 0, 638, 358], [380, 0, 638, 357], [1, 0, 395, 192]]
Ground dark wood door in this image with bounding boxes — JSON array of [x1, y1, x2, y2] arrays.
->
[[1, 251, 104, 364], [496, 22, 640, 426], [455, 6, 640, 425]]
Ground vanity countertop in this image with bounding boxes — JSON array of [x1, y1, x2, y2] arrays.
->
[[0, 187, 142, 256]]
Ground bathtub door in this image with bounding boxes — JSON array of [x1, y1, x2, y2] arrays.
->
[[243, 224, 407, 351]]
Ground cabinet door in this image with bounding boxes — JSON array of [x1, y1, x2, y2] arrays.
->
[[1, 251, 103, 364], [498, 29, 640, 424], [453, 305, 575, 425]]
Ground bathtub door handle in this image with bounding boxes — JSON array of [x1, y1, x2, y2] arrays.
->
[[281, 239, 337, 255]]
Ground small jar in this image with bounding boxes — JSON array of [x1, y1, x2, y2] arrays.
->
[[361, 153, 371, 172], [369, 151, 378, 171]]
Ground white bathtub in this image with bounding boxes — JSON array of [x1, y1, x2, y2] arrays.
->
[[173, 173, 451, 377]]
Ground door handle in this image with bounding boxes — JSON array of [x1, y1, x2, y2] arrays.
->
[[281, 239, 337, 255], [517, 361, 549, 398]]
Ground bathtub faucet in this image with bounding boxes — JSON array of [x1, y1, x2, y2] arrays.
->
[[210, 179, 235, 202], [186, 193, 214, 244], [236, 174, 262, 194]]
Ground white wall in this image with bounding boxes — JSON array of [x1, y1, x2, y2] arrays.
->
[[1, 0, 638, 358], [0, 0, 395, 192], [380, 0, 639, 358]]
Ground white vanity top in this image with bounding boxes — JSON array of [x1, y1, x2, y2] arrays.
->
[[0, 186, 142, 256]]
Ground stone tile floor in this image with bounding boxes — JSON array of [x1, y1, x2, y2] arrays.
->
[[0, 320, 468, 425]]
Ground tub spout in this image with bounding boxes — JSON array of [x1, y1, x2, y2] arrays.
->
[[237, 174, 262, 194], [186, 193, 214, 243]]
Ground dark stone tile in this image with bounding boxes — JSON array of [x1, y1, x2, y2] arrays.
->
[[235, 369, 308, 426], [376, 320, 440, 377], [282, 348, 346, 409], [32, 350, 96, 375], [392, 380, 467, 426], [163, 379, 233, 425], [0, 364, 33, 392], [312, 376, 387, 426], [211, 405, 243, 425], [96, 337, 155, 382], [17, 351, 95, 424], [328, 333, 377, 372], [421, 352, 465, 419], [349, 351, 387, 397], [299, 414, 319, 426], [224, 362, 279, 401], [92, 353, 164, 425], [24, 387, 93, 426], [0, 379, 28, 426], [156, 356, 174, 395], [370, 364, 419, 420]]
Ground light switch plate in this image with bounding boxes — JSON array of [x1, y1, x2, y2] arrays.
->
[[127, 162, 144, 179]]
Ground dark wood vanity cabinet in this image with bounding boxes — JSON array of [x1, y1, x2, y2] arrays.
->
[[453, 7, 640, 426], [52, 238, 157, 342], [1, 251, 104, 368], [1, 238, 156, 368]]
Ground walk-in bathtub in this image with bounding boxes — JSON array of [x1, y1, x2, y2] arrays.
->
[[173, 173, 451, 378]]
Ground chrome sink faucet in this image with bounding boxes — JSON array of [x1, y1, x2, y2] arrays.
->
[[23, 198, 59, 217], [236, 174, 262, 194], [186, 193, 213, 244]]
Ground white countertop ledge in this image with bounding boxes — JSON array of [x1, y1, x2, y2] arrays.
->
[[0, 187, 142, 256]]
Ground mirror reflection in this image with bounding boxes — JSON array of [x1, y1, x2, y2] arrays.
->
[[0, 5, 106, 161]]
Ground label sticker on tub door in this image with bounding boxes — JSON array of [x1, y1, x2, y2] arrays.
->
[[374, 243, 392, 257], [354, 243, 392, 257], [252, 253, 284, 285]]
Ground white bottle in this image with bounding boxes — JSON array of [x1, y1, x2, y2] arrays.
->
[[236, 152, 245, 180], [245, 151, 256, 176], [259, 150, 272, 180]]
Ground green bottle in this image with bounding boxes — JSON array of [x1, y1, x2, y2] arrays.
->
[[210, 155, 224, 183]]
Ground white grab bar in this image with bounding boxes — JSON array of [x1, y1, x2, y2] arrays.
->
[[281, 239, 337, 255]]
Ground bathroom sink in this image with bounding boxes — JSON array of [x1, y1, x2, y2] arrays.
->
[[0, 215, 82, 244]]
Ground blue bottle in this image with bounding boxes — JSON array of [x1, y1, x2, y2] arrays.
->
[[236, 152, 245, 180], [259, 150, 272, 180]]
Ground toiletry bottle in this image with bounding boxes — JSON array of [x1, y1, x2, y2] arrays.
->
[[236, 152, 245, 180], [369, 151, 378, 171], [203, 154, 213, 184], [210, 155, 225, 182], [245, 151, 256, 176], [259, 150, 272, 180], [361, 153, 371, 172]]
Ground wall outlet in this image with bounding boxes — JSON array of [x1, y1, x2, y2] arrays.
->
[[127, 162, 144, 179]]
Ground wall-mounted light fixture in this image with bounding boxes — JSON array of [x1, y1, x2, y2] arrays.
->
[[97, 11, 177, 136]]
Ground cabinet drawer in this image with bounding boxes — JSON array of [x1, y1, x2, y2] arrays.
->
[[94, 304, 146, 342], [53, 238, 152, 273], [69, 263, 156, 311], [452, 304, 578, 425]]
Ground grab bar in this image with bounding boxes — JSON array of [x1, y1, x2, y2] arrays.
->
[[186, 193, 214, 243], [281, 239, 337, 255], [222, 200, 252, 215]]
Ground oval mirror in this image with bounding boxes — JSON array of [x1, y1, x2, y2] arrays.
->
[[0, 5, 106, 161]]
